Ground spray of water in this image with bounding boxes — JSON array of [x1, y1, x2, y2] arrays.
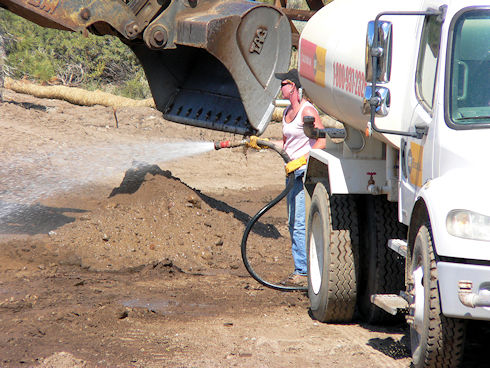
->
[[0, 141, 215, 221]]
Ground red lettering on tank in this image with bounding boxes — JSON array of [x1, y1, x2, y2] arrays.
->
[[355, 70, 360, 96], [346, 67, 351, 93], [349, 67, 354, 93], [340, 64, 345, 89], [332, 61, 366, 98], [336, 63, 340, 88], [344, 66, 348, 91], [348, 67, 353, 93]]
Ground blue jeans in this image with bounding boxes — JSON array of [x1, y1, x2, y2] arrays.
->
[[286, 168, 307, 275]]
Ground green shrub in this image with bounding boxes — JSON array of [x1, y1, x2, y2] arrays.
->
[[115, 70, 152, 100], [0, 9, 149, 97]]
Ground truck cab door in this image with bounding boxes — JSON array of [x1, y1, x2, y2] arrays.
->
[[399, 13, 443, 225]]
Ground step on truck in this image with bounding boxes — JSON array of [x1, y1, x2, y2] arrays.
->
[[297, 0, 490, 367]]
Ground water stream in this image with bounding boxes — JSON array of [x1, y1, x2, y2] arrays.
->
[[0, 141, 215, 221]]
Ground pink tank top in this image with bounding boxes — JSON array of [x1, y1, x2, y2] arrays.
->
[[283, 101, 316, 165]]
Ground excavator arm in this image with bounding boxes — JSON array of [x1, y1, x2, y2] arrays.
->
[[0, 0, 292, 135]]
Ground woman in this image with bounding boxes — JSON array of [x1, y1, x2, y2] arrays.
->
[[275, 68, 326, 287]]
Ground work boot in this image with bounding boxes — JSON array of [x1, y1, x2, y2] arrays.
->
[[280, 273, 307, 287]]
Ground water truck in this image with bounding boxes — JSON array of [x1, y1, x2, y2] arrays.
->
[[296, 0, 490, 366], [2, 0, 489, 366]]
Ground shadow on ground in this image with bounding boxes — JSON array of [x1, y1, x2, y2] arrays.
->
[[367, 335, 410, 360], [5, 99, 51, 112], [363, 318, 490, 366], [109, 162, 172, 197], [0, 201, 86, 235]]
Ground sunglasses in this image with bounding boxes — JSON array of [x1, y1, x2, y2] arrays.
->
[[281, 80, 293, 87]]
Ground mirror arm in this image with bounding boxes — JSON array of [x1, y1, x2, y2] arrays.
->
[[367, 6, 447, 139]]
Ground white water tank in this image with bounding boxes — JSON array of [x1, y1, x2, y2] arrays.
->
[[298, 0, 425, 148]]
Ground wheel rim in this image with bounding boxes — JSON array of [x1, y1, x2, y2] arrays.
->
[[410, 261, 425, 360], [309, 211, 324, 295]]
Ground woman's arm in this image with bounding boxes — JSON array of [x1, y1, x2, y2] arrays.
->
[[302, 105, 326, 152]]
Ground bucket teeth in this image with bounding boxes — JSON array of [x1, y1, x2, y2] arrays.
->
[[164, 96, 251, 135], [161, 100, 252, 133]]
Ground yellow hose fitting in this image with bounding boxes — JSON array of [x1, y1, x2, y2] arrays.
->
[[246, 136, 270, 150]]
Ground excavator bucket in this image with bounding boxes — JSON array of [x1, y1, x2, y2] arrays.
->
[[0, 0, 291, 136], [129, 0, 292, 135]]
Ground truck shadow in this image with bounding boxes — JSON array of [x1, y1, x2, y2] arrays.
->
[[357, 322, 410, 360], [363, 320, 490, 366], [366, 334, 410, 360]]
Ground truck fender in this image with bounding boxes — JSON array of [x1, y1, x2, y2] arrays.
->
[[304, 154, 331, 199], [304, 149, 387, 197], [411, 170, 490, 260]]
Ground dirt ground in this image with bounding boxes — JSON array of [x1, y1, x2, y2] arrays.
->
[[0, 89, 487, 367]]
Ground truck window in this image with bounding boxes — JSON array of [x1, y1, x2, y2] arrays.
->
[[415, 15, 442, 111], [448, 9, 490, 127]]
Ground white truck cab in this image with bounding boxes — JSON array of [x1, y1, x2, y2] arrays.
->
[[298, 1, 490, 366]]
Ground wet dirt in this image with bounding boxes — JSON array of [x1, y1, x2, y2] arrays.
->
[[0, 89, 486, 367]]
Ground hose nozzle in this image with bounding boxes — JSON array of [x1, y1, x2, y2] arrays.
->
[[214, 137, 290, 166], [214, 137, 270, 151], [214, 140, 247, 150], [214, 140, 231, 150]]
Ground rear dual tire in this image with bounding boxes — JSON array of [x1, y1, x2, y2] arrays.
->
[[307, 183, 358, 322], [357, 196, 407, 324], [307, 191, 406, 324]]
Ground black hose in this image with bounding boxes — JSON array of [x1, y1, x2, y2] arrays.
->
[[240, 139, 307, 292]]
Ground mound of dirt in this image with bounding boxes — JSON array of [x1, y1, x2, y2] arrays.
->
[[49, 164, 289, 274]]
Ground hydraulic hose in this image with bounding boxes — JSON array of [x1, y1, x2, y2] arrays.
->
[[215, 138, 307, 292]]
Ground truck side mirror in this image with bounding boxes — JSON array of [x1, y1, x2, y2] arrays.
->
[[362, 85, 391, 117], [362, 9, 444, 139], [365, 20, 393, 83]]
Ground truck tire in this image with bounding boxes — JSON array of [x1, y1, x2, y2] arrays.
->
[[306, 183, 358, 322], [409, 223, 466, 368], [358, 195, 407, 324]]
